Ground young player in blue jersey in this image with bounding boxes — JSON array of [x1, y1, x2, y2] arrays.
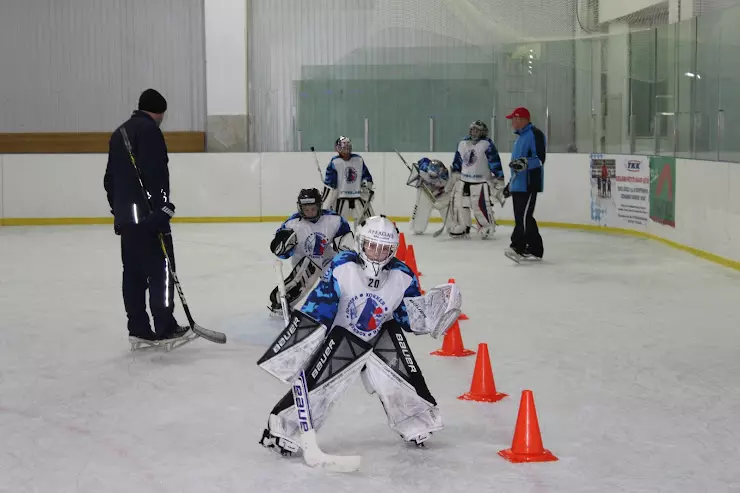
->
[[268, 188, 353, 314], [321, 136, 375, 227], [258, 216, 462, 454]]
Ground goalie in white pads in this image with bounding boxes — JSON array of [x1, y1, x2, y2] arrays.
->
[[406, 157, 452, 235], [269, 188, 353, 315], [448, 120, 505, 239], [258, 216, 462, 455], [322, 136, 375, 226]]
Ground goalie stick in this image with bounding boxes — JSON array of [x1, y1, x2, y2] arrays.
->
[[393, 149, 448, 237], [273, 259, 291, 326], [119, 128, 227, 346], [309, 146, 324, 184], [292, 370, 362, 473]]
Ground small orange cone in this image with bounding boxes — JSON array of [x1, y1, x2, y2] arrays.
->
[[457, 343, 507, 402], [396, 233, 407, 262], [430, 321, 475, 357], [499, 390, 558, 463], [447, 278, 469, 320], [406, 244, 422, 277]]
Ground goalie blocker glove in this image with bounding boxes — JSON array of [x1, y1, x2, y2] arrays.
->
[[271, 228, 298, 257]]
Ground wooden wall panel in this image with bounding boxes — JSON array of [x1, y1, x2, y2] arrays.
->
[[0, 132, 205, 154]]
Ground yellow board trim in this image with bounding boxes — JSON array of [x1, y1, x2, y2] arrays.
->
[[2, 216, 738, 271]]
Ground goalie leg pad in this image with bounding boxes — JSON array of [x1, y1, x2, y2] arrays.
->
[[448, 180, 471, 237], [257, 310, 328, 383], [364, 322, 443, 441], [322, 187, 339, 212], [267, 327, 374, 443], [470, 182, 496, 238], [410, 188, 434, 235], [269, 257, 320, 310]]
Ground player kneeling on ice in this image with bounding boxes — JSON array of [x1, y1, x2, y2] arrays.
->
[[322, 136, 375, 228], [258, 216, 462, 455], [406, 157, 452, 235], [269, 188, 353, 315], [447, 120, 505, 239]]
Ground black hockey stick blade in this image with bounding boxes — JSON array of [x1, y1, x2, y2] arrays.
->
[[191, 322, 227, 344]]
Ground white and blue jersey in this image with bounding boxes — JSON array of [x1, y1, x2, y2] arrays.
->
[[324, 154, 373, 198], [275, 210, 351, 268], [301, 252, 421, 341], [452, 137, 503, 183]]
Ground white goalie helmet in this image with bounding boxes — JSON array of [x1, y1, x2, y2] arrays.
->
[[355, 215, 399, 288]]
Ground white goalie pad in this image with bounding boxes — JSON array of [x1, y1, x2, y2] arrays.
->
[[404, 283, 462, 339], [257, 311, 328, 383], [363, 353, 443, 441]]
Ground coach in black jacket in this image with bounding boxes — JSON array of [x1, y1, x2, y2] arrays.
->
[[104, 89, 184, 342]]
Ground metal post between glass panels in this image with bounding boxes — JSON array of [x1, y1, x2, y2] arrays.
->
[[629, 114, 636, 154], [654, 115, 661, 155], [429, 117, 434, 152], [364, 117, 369, 152]]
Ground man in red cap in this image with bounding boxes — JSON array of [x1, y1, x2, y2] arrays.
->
[[503, 107, 546, 262]]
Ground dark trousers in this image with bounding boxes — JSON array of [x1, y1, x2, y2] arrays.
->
[[510, 191, 543, 257], [121, 229, 177, 337]]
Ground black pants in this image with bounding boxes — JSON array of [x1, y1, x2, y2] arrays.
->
[[120, 229, 177, 337], [510, 191, 543, 257]]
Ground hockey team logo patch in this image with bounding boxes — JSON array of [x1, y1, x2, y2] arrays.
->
[[464, 149, 477, 168], [304, 232, 329, 258], [344, 166, 358, 184], [346, 293, 388, 337]]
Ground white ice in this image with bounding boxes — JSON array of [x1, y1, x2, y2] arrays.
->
[[1, 223, 739, 493]]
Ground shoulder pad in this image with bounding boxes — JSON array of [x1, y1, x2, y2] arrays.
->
[[332, 251, 359, 268], [386, 258, 415, 278], [321, 209, 338, 216]]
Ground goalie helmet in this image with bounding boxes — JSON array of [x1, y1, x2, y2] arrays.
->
[[469, 120, 488, 141], [297, 188, 322, 221], [335, 136, 352, 155], [427, 159, 448, 181], [355, 215, 399, 289]]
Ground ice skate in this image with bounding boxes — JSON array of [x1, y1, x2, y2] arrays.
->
[[158, 325, 198, 352], [259, 428, 300, 457], [504, 247, 523, 263]]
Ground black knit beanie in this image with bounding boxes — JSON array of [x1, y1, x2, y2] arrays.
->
[[138, 89, 167, 114]]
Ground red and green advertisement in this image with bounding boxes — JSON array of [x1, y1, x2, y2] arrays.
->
[[649, 156, 676, 227]]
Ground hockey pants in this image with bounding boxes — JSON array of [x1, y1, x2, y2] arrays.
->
[[269, 257, 321, 311], [447, 181, 496, 238], [120, 229, 178, 337], [267, 320, 443, 443], [410, 188, 450, 235]]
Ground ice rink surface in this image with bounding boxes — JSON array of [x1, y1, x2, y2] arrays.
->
[[1, 222, 739, 493]]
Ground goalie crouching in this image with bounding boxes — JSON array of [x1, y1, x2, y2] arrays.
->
[[268, 188, 354, 315], [258, 215, 463, 455]]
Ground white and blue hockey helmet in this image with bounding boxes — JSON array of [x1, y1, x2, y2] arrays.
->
[[355, 215, 399, 288], [469, 120, 488, 141]]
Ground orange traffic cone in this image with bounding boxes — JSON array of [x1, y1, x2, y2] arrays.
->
[[406, 244, 422, 277], [457, 343, 507, 402], [447, 278, 469, 320], [499, 390, 558, 463], [430, 321, 475, 357], [397, 233, 407, 262]]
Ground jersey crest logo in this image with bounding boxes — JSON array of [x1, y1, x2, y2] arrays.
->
[[344, 166, 358, 184], [464, 149, 477, 167], [304, 232, 329, 258], [346, 293, 388, 337]]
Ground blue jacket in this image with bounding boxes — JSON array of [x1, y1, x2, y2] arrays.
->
[[509, 123, 546, 193]]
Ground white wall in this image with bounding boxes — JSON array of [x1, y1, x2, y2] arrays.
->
[[0, 152, 737, 263], [204, 0, 247, 116]]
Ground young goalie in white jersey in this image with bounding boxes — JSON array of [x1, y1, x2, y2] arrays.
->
[[258, 216, 462, 454], [406, 157, 452, 234], [448, 120, 505, 239], [268, 188, 353, 315], [322, 136, 375, 227]]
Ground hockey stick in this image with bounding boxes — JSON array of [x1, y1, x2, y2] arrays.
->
[[354, 189, 375, 231], [273, 259, 291, 326], [119, 128, 227, 345], [309, 146, 324, 183], [292, 369, 362, 472], [433, 204, 450, 238]]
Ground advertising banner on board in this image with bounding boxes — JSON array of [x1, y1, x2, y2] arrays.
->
[[649, 156, 677, 228], [590, 154, 650, 229]]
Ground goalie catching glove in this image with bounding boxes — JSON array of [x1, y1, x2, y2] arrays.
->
[[509, 157, 528, 172], [404, 282, 462, 339], [271, 228, 298, 257]]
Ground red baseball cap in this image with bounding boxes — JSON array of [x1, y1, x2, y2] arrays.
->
[[506, 107, 530, 120]]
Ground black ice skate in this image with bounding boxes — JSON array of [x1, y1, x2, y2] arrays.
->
[[260, 429, 301, 457], [504, 247, 523, 263], [128, 331, 159, 351], [157, 325, 199, 352]]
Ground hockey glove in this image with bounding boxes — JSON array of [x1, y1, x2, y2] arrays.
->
[[509, 157, 528, 172], [503, 184, 511, 198], [271, 228, 298, 257], [361, 180, 373, 191], [143, 202, 175, 232]]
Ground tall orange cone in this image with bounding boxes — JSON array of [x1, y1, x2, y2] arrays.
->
[[498, 390, 558, 463], [396, 233, 407, 262], [447, 278, 469, 320], [430, 321, 475, 357], [406, 244, 422, 277], [457, 343, 507, 402]]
